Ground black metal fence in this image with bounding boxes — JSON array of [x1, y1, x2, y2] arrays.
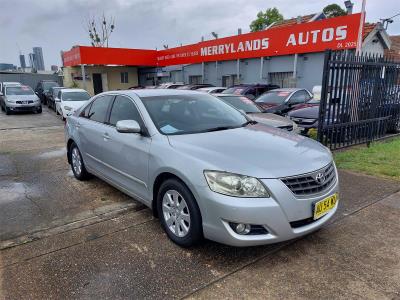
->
[[317, 50, 400, 149]]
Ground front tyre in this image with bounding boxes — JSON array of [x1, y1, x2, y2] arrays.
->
[[70, 143, 90, 181], [157, 179, 203, 247]]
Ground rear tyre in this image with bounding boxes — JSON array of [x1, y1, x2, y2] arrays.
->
[[5, 106, 11, 115], [70, 143, 90, 181], [157, 179, 203, 247], [37, 106, 42, 114]]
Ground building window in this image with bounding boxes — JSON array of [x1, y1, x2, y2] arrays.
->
[[269, 72, 295, 88], [189, 75, 202, 84], [120, 72, 129, 84]]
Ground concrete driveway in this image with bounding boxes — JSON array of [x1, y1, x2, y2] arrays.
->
[[1, 108, 399, 299]]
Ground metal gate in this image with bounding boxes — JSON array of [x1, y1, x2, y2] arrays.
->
[[317, 50, 400, 149]]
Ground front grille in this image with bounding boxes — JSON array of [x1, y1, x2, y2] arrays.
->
[[16, 100, 33, 104], [290, 217, 316, 228], [281, 163, 336, 196]]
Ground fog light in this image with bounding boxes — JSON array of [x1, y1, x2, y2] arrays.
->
[[235, 223, 251, 235]]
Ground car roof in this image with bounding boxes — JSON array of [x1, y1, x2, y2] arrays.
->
[[197, 86, 225, 91], [267, 88, 304, 92], [228, 83, 278, 87], [2, 82, 22, 86], [61, 88, 88, 93], [212, 93, 244, 97]]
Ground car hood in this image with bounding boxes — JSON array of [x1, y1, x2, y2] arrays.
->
[[288, 106, 320, 118], [247, 113, 294, 128], [6, 95, 38, 101], [167, 124, 332, 178], [62, 100, 89, 110]]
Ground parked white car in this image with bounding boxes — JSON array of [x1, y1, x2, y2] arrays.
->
[[55, 88, 91, 120]]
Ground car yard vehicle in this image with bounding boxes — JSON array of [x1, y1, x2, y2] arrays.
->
[[65, 89, 339, 247], [35, 80, 59, 105], [176, 84, 214, 90], [255, 88, 313, 115], [223, 83, 280, 100], [56, 88, 91, 120], [47, 86, 65, 111], [214, 93, 299, 133], [0, 84, 42, 114]]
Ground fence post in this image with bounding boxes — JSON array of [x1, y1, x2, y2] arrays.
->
[[317, 50, 332, 144]]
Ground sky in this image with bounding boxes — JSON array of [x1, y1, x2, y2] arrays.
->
[[0, 0, 399, 69]]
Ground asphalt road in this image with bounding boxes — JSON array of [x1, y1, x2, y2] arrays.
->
[[0, 107, 399, 299]]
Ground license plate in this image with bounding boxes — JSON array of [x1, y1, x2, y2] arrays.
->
[[313, 193, 338, 220], [21, 101, 28, 104]]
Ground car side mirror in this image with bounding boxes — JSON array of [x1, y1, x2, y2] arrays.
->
[[116, 120, 141, 134], [246, 94, 255, 100]]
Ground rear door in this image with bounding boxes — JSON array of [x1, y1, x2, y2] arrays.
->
[[77, 94, 114, 174], [104, 95, 151, 201]]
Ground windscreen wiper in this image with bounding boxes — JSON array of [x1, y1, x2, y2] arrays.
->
[[241, 120, 258, 127], [203, 126, 236, 132]]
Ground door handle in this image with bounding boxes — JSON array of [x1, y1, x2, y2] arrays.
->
[[102, 133, 111, 141]]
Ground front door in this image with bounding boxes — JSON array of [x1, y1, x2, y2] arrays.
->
[[92, 73, 103, 95], [105, 95, 151, 201]]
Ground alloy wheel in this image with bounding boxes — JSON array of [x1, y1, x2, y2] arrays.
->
[[71, 147, 82, 176], [162, 190, 191, 237]]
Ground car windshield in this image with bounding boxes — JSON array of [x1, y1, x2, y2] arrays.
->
[[42, 82, 59, 91], [255, 91, 290, 104], [62, 92, 90, 101], [6, 86, 34, 95], [141, 94, 248, 135], [218, 96, 262, 113], [222, 87, 246, 95]]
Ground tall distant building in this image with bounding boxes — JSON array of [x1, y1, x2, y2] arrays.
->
[[28, 53, 36, 70], [32, 47, 45, 70], [19, 54, 26, 69]]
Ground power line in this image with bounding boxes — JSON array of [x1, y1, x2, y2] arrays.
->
[[380, 11, 400, 29]]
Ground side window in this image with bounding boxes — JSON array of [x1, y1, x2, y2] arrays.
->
[[255, 87, 267, 97], [80, 102, 92, 118], [57, 91, 62, 99], [290, 91, 309, 104], [109, 96, 143, 126], [88, 95, 114, 123]]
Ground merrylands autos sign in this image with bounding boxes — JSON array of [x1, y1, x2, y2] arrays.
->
[[63, 13, 362, 67], [156, 13, 362, 66]]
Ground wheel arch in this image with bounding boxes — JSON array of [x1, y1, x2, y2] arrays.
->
[[66, 138, 75, 164]]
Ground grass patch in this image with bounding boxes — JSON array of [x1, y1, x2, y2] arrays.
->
[[334, 137, 400, 181]]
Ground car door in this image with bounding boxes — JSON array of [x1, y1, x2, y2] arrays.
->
[[103, 95, 151, 201], [77, 94, 114, 174]]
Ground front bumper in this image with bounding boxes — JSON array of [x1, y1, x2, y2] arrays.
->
[[6, 102, 41, 112], [199, 169, 339, 247]]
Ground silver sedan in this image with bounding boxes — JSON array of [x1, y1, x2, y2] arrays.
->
[[65, 90, 339, 247]]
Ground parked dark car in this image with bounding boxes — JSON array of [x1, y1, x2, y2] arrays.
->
[[35, 80, 59, 105], [47, 86, 65, 111], [214, 94, 299, 132], [222, 83, 280, 100], [176, 84, 214, 90], [255, 88, 313, 115], [288, 104, 320, 134]]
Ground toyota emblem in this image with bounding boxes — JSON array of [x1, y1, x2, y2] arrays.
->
[[315, 172, 326, 185]]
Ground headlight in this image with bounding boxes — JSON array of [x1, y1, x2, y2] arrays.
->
[[64, 106, 72, 111], [204, 170, 270, 198]]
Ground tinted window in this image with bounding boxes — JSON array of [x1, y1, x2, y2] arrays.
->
[[109, 96, 142, 126], [42, 82, 59, 92], [80, 103, 92, 118], [289, 90, 310, 104], [88, 95, 113, 123], [141, 94, 247, 135]]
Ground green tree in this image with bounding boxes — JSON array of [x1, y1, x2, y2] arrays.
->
[[323, 4, 347, 18], [250, 7, 284, 32]]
